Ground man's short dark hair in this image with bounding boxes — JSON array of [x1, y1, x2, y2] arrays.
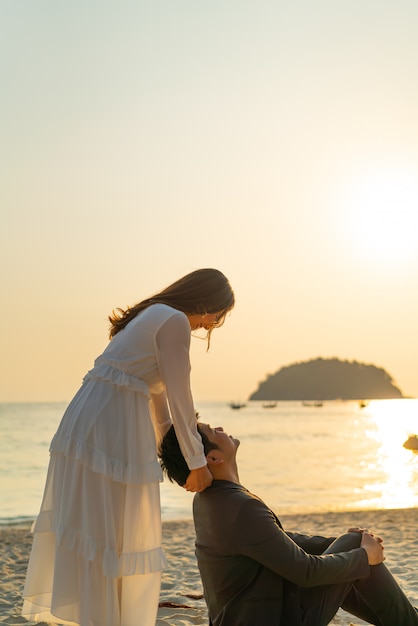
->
[[159, 424, 219, 486]]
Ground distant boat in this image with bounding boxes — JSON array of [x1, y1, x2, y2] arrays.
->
[[229, 402, 246, 410], [359, 400, 368, 409], [403, 435, 418, 451], [302, 401, 323, 408], [262, 402, 277, 409]]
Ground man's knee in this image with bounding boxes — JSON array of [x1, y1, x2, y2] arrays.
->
[[323, 532, 361, 554]]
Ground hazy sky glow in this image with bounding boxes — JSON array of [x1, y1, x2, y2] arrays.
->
[[2, 1, 418, 402]]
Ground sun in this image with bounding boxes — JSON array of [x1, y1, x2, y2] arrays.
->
[[340, 164, 418, 267]]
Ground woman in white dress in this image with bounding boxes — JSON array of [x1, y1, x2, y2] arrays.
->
[[22, 268, 235, 626]]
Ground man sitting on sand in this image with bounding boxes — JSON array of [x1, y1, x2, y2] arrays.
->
[[159, 421, 418, 626]]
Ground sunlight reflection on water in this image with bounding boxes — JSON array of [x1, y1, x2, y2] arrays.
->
[[160, 398, 418, 518], [359, 399, 418, 510]]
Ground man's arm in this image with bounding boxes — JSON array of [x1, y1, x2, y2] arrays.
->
[[237, 499, 370, 588]]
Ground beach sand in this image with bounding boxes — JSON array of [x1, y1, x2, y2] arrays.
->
[[1, 508, 417, 626]]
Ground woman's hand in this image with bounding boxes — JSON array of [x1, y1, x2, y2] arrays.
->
[[184, 466, 213, 493]]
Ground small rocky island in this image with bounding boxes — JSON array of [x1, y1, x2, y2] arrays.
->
[[249, 358, 403, 401]]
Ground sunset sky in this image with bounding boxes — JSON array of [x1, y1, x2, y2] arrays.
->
[[2, 0, 418, 403]]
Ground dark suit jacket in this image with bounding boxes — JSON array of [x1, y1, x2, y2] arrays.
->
[[193, 480, 370, 626]]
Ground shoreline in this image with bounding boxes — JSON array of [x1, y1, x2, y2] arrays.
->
[[1, 507, 417, 626], [3, 501, 418, 527]]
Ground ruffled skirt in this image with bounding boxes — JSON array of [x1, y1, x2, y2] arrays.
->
[[22, 371, 167, 626]]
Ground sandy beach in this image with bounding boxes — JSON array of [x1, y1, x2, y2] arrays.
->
[[1, 507, 417, 626]]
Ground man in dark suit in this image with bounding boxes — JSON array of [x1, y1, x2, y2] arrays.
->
[[159, 421, 418, 626]]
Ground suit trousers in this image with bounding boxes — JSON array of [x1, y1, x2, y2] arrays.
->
[[299, 532, 418, 626]]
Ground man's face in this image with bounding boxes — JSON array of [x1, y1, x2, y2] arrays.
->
[[199, 423, 240, 457]]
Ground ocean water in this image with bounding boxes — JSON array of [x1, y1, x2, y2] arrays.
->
[[1, 399, 418, 524]]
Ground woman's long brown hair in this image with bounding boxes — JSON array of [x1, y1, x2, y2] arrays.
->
[[108, 268, 235, 345]]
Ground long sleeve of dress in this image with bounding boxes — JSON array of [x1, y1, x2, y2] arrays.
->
[[150, 391, 172, 446], [154, 313, 206, 470]]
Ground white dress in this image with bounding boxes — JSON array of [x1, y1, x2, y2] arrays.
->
[[22, 304, 206, 626]]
